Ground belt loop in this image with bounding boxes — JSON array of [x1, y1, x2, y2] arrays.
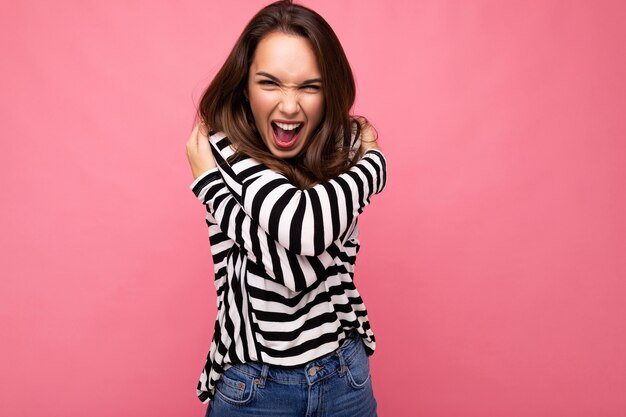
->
[[257, 364, 270, 388], [337, 346, 347, 377]]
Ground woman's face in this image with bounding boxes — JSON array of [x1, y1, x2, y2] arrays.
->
[[246, 32, 324, 159]]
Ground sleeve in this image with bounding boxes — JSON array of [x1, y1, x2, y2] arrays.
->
[[240, 149, 388, 256], [190, 167, 344, 293]]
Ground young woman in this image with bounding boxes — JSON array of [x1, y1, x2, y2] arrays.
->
[[185, 1, 387, 415]]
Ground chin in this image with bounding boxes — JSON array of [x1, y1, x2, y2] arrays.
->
[[268, 146, 300, 160]]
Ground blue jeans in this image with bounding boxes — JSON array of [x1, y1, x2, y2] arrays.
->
[[205, 331, 378, 417]]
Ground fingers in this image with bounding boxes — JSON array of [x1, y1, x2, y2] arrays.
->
[[360, 127, 377, 149], [186, 123, 199, 153], [196, 123, 210, 154], [185, 120, 216, 177], [198, 120, 209, 138], [186, 121, 207, 151], [361, 141, 379, 150]]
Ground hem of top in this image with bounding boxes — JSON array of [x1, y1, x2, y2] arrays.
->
[[231, 330, 365, 371]]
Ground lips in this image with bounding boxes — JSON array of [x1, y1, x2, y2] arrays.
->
[[271, 121, 304, 148]]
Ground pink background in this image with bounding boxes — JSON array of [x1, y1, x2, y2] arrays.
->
[[2, 1, 625, 416]]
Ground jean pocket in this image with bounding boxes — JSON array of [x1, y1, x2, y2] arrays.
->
[[214, 369, 256, 405], [345, 348, 372, 390]]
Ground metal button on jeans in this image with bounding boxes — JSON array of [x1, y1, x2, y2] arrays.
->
[[308, 365, 324, 376]]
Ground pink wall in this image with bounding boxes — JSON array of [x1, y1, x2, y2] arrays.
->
[[2, 1, 625, 416]]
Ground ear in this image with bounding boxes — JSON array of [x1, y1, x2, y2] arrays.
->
[[243, 89, 249, 101]]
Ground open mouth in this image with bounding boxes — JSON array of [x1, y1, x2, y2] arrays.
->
[[271, 121, 304, 148]]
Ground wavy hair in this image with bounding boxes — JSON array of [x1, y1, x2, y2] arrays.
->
[[197, 0, 375, 189]]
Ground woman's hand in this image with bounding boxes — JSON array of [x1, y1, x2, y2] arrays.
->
[[357, 117, 380, 151], [186, 121, 217, 180]]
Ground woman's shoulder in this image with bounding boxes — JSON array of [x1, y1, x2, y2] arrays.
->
[[208, 131, 269, 180], [207, 130, 229, 148], [208, 130, 241, 157]]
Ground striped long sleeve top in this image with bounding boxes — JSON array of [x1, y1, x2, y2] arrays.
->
[[189, 130, 388, 403]]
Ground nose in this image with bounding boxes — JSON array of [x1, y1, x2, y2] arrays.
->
[[278, 89, 300, 115]]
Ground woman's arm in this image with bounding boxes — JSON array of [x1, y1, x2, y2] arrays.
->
[[240, 148, 387, 256], [188, 125, 347, 291], [199, 128, 387, 257], [187, 124, 387, 291], [190, 168, 344, 292], [199, 129, 387, 258]]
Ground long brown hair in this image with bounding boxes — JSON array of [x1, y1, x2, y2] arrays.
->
[[197, 0, 374, 189]]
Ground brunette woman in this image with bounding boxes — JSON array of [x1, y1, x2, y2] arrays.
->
[[186, 1, 387, 415]]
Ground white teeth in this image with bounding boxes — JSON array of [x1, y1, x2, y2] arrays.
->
[[274, 122, 302, 131]]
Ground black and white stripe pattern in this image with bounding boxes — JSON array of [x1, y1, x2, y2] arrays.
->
[[189, 130, 387, 403]]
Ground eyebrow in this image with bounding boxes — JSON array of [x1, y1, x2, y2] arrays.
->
[[255, 71, 322, 85]]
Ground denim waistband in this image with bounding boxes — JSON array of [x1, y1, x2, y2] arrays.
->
[[226, 330, 364, 386]]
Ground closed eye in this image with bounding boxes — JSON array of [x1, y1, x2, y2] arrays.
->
[[259, 80, 278, 86], [301, 85, 321, 91]]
